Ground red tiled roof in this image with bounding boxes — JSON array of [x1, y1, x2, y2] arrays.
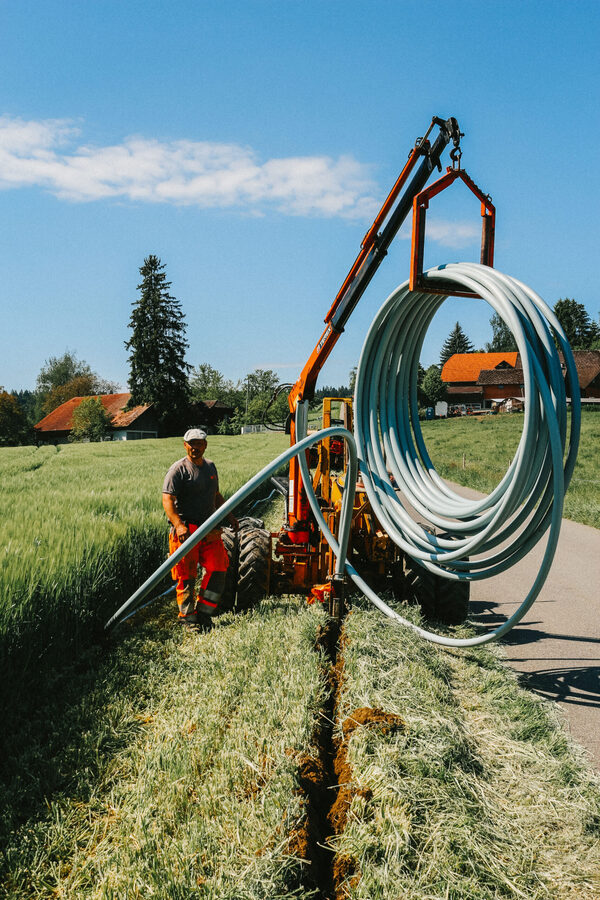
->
[[34, 393, 153, 433], [441, 352, 519, 383], [478, 368, 525, 385], [569, 350, 600, 389], [201, 400, 234, 410]]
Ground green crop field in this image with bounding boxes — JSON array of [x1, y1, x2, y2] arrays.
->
[[1, 418, 599, 898]]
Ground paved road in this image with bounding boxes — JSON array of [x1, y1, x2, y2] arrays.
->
[[451, 484, 600, 767]]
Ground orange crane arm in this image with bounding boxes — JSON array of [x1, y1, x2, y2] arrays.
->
[[287, 116, 462, 413], [285, 116, 463, 532]]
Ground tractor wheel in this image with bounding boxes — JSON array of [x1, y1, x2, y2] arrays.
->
[[237, 516, 265, 530], [219, 526, 239, 612], [404, 559, 469, 625], [236, 525, 270, 611]]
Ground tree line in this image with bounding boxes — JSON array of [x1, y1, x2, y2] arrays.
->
[[1, 255, 597, 445]]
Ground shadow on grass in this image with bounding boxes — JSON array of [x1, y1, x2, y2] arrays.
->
[[0, 602, 177, 845]]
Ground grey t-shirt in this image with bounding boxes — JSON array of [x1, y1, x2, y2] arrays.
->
[[162, 456, 219, 525]]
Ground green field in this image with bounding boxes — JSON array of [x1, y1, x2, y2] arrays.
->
[[1, 420, 599, 898], [420, 409, 599, 529]]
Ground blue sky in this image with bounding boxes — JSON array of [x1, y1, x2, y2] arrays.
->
[[1, 0, 598, 394]]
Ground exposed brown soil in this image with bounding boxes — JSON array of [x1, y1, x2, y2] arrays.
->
[[341, 706, 406, 741], [291, 617, 407, 899], [332, 854, 360, 898]]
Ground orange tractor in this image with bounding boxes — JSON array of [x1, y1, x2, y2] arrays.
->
[[226, 115, 495, 624]]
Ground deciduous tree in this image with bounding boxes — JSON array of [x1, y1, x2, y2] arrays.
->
[[0, 390, 27, 445], [421, 365, 447, 406], [69, 397, 113, 442], [189, 364, 237, 405], [485, 313, 517, 352], [35, 351, 119, 417]]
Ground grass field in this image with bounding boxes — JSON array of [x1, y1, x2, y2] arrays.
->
[[420, 409, 599, 529], [2, 598, 599, 898], [0, 434, 288, 678], [1, 418, 598, 898]]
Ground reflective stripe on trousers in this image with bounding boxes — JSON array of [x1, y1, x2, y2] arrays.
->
[[168, 524, 229, 618]]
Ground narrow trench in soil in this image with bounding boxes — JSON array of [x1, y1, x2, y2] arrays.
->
[[295, 614, 348, 900]]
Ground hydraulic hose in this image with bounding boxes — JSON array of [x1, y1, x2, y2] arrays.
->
[[106, 263, 579, 648]]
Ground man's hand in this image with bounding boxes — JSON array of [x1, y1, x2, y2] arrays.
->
[[228, 515, 240, 532], [175, 522, 190, 542]]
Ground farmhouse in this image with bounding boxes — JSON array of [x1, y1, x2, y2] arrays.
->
[[442, 350, 600, 409], [34, 393, 159, 443], [189, 399, 235, 431], [441, 352, 520, 409], [571, 350, 600, 399]]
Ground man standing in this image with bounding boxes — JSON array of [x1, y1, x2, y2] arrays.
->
[[162, 428, 238, 632]]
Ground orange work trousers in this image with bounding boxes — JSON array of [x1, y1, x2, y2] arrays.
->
[[169, 525, 229, 619]]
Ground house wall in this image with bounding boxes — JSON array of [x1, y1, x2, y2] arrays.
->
[[481, 384, 525, 404], [112, 429, 158, 441], [582, 376, 600, 398]]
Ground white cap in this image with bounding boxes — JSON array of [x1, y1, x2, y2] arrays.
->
[[183, 428, 207, 442]]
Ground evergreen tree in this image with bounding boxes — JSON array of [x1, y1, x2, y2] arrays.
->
[[125, 255, 190, 433], [440, 322, 474, 368], [485, 313, 517, 352], [554, 298, 600, 349]]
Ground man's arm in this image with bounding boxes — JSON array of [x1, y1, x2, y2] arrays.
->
[[162, 492, 189, 542]]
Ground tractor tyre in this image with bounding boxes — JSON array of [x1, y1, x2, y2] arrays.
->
[[236, 526, 270, 611], [237, 516, 265, 530], [404, 559, 469, 626], [219, 526, 239, 613]]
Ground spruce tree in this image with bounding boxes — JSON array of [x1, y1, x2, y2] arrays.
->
[[440, 321, 475, 368], [125, 255, 190, 433]]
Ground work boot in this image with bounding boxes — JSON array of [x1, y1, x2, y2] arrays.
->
[[194, 609, 214, 633], [178, 612, 202, 633]]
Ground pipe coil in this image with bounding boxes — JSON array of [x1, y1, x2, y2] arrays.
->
[[347, 263, 581, 646]]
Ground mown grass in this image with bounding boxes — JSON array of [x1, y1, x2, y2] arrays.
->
[[333, 602, 600, 899], [3, 593, 600, 899], [0, 597, 327, 899], [420, 410, 599, 529]]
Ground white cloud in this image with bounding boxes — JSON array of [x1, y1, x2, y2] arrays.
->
[[425, 219, 480, 249], [398, 215, 480, 250], [0, 115, 482, 244], [0, 115, 379, 219]]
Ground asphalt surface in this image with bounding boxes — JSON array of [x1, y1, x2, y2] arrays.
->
[[451, 483, 600, 768]]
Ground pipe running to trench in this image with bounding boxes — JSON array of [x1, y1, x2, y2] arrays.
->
[[105, 263, 580, 648]]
